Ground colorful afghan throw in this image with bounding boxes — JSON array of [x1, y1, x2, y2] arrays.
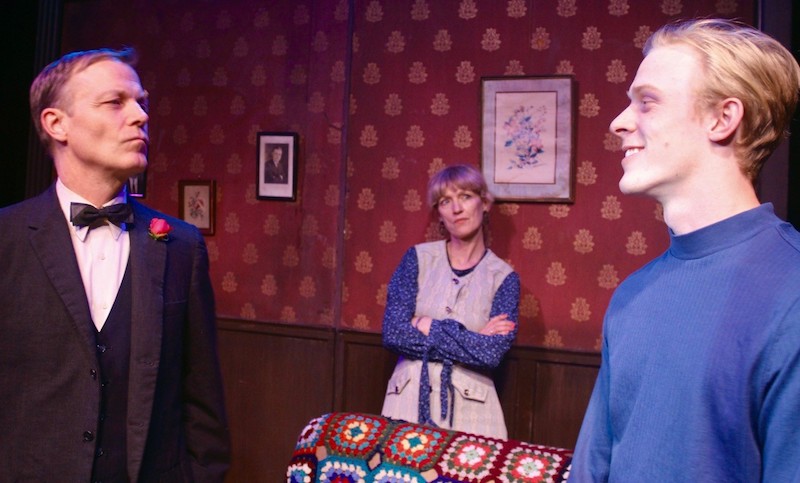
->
[[286, 412, 572, 482]]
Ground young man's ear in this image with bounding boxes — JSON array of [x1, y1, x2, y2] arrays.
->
[[707, 97, 743, 143], [40, 108, 67, 142]]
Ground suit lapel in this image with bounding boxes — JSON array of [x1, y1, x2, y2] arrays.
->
[[28, 188, 97, 361], [126, 203, 166, 482], [27, 189, 168, 481]]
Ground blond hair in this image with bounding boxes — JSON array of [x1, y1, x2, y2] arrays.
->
[[645, 18, 800, 182]]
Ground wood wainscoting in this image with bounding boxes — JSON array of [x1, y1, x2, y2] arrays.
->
[[217, 319, 600, 482]]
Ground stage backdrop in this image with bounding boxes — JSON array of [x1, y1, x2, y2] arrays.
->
[[61, 0, 754, 351]]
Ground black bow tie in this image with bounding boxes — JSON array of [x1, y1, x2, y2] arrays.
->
[[70, 202, 134, 228]]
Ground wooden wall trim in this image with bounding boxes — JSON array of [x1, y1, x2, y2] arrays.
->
[[217, 317, 335, 340]]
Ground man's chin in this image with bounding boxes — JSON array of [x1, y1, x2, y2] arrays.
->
[[618, 178, 648, 197], [618, 178, 634, 194], [130, 156, 148, 172], [119, 161, 148, 180]]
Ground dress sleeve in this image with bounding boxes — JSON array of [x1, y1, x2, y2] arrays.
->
[[426, 271, 520, 369], [382, 247, 429, 359]]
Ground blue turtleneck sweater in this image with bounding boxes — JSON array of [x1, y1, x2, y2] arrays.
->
[[571, 204, 800, 482]]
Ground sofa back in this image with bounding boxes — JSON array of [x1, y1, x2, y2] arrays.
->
[[286, 412, 573, 482]]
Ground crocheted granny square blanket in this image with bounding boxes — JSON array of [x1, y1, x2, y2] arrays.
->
[[286, 412, 572, 482]]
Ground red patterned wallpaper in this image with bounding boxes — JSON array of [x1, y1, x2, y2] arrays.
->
[[340, 0, 753, 351], [60, 0, 753, 352], [62, 0, 350, 326]]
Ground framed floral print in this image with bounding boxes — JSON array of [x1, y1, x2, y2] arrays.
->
[[481, 76, 576, 202], [178, 179, 216, 235]]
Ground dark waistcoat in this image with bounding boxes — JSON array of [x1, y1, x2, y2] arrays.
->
[[91, 264, 133, 482]]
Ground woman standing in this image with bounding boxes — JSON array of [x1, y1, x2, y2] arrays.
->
[[381, 164, 520, 439]]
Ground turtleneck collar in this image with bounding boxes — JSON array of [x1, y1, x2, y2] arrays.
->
[[668, 203, 781, 260]]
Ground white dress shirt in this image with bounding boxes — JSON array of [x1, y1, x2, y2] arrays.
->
[[56, 179, 131, 331]]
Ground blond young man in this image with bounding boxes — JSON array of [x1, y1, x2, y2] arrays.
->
[[571, 19, 800, 481]]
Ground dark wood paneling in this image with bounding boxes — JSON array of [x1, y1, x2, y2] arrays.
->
[[495, 356, 520, 436], [532, 361, 599, 449], [500, 356, 533, 442], [334, 331, 398, 414], [217, 320, 335, 483], [217, 322, 600, 482], [501, 346, 600, 446]]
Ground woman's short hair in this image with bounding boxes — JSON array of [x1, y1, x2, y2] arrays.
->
[[29, 47, 137, 147], [427, 164, 494, 210], [645, 18, 800, 182]]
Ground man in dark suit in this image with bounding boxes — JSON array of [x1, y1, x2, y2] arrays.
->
[[0, 48, 230, 481], [263, 144, 288, 183]]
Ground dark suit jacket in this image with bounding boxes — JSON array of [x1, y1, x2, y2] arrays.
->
[[0, 186, 230, 482], [264, 159, 287, 184]]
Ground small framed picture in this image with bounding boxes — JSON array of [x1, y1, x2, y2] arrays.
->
[[257, 131, 299, 201], [481, 76, 576, 203], [178, 179, 215, 235], [127, 171, 147, 198]]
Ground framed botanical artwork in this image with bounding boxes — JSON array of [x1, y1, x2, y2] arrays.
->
[[481, 76, 576, 202], [178, 179, 215, 235], [257, 131, 299, 201]]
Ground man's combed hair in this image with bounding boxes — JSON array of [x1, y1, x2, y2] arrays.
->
[[646, 18, 800, 182], [29, 47, 138, 148]]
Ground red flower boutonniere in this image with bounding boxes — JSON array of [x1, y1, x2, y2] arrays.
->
[[149, 218, 172, 241]]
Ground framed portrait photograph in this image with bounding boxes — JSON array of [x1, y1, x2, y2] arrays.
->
[[481, 76, 576, 203], [178, 179, 215, 235], [257, 131, 299, 201]]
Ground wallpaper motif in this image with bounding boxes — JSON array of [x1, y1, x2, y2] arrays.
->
[[340, 0, 751, 351], [60, 0, 751, 352], [62, 0, 350, 327]]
